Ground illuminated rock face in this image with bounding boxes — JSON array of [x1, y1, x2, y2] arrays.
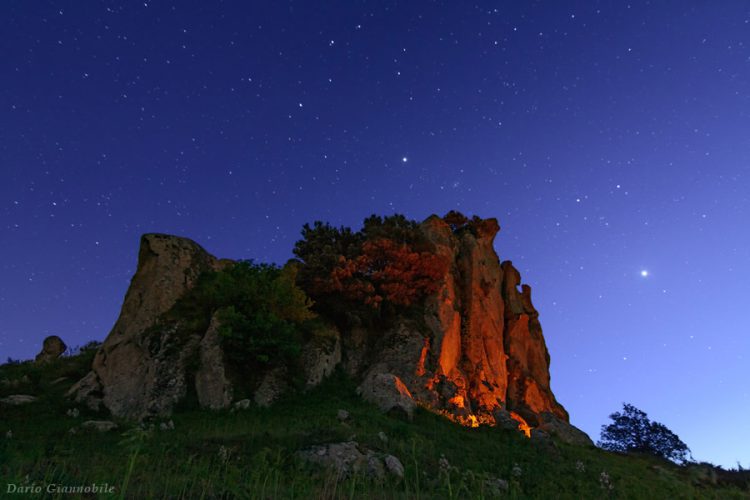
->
[[357, 215, 586, 443], [500, 261, 568, 426], [421, 215, 509, 418]]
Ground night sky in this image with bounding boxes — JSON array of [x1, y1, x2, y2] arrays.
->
[[2, 2, 748, 468]]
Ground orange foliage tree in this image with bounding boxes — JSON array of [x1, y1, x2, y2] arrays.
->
[[329, 238, 448, 308]]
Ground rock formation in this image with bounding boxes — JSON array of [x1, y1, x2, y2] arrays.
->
[[352, 215, 590, 444], [69, 234, 231, 418], [69, 214, 591, 445], [35, 335, 67, 364]]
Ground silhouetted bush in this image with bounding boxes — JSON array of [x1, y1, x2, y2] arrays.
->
[[598, 403, 691, 464]]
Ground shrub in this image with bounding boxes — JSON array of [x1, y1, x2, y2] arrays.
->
[[598, 403, 692, 464], [188, 261, 316, 369], [293, 214, 448, 320]]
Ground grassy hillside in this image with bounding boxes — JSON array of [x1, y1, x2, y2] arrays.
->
[[1, 352, 748, 499]]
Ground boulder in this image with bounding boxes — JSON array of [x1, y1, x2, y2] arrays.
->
[[35, 335, 67, 364], [254, 366, 287, 408], [384, 455, 404, 479], [0, 395, 38, 405], [66, 371, 103, 411], [536, 412, 594, 446], [297, 441, 404, 480], [484, 477, 509, 496], [300, 326, 341, 387], [337, 409, 350, 422], [195, 313, 233, 410], [233, 399, 251, 411], [357, 372, 416, 420]]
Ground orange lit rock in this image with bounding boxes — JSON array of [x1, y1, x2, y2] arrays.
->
[[354, 214, 591, 445], [419, 215, 507, 420], [509, 411, 532, 438], [501, 261, 568, 426]]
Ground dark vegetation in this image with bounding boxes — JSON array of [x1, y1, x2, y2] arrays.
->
[[598, 403, 692, 464], [3, 354, 750, 499]]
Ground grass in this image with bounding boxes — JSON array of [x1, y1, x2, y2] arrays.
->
[[1, 354, 748, 499]]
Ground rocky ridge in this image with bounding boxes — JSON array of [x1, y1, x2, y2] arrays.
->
[[69, 215, 591, 445]]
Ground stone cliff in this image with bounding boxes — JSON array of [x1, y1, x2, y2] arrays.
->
[[354, 215, 589, 444], [69, 215, 591, 445]]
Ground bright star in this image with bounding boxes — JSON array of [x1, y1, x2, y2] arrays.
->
[[402, 157, 408, 163], [640, 270, 649, 277]]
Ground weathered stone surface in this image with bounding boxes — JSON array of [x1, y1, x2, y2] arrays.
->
[[70, 234, 228, 419], [195, 313, 233, 410], [300, 326, 341, 387], [349, 214, 588, 442], [356, 216, 508, 423], [501, 261, 568, 426], [384, 455, 404, 479], [485, 477, 509, 496], [66, 371, 103, 411], [341, 326, 369, 377], [254, 366, 287, 408], [233, 399, 251, 410], [35, 335, 67, 364], [80, 420, 118, 432], [536, 412, 593, 446], [297, 441, 404, 480], [0, 395, 38, 405], [357, 372, 416, 419]]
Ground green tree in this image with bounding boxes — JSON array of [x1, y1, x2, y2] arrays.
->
[[194, 260, 315, 367], [598, 403, 692, 464]]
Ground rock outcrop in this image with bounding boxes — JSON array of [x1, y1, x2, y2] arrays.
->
[[353, 215, 590, 444], [69, 233, 342, 419], [297, 441, 404, 480], [69, 234, 231, 419], [35, 335, 67, 364], [194, 313, 233, 410], [69, 214, 591, 446]]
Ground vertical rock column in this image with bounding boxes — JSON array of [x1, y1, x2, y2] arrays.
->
[[501, 261, 568, 425]]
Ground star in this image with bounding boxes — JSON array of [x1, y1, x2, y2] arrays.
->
[[640, 270, 649, 277]]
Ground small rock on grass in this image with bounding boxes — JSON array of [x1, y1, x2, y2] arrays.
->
[[0, 395, 38, 405], [80, 420, 118, 432], [384, 455, 404, 478]]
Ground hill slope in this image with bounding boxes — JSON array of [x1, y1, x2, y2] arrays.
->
[[1, 353, 748, 499]]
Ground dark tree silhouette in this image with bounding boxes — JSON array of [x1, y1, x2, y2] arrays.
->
[[598, 403, 692, 464]]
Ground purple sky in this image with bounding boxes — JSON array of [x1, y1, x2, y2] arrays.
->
[[2, 1, 748, 468]]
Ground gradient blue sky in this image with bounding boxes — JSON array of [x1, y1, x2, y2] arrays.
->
[[2, 1, 748, 468]]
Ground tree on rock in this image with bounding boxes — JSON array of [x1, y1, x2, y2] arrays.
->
[[292, 214, 448, 319], [598, 403, 692, 464]]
